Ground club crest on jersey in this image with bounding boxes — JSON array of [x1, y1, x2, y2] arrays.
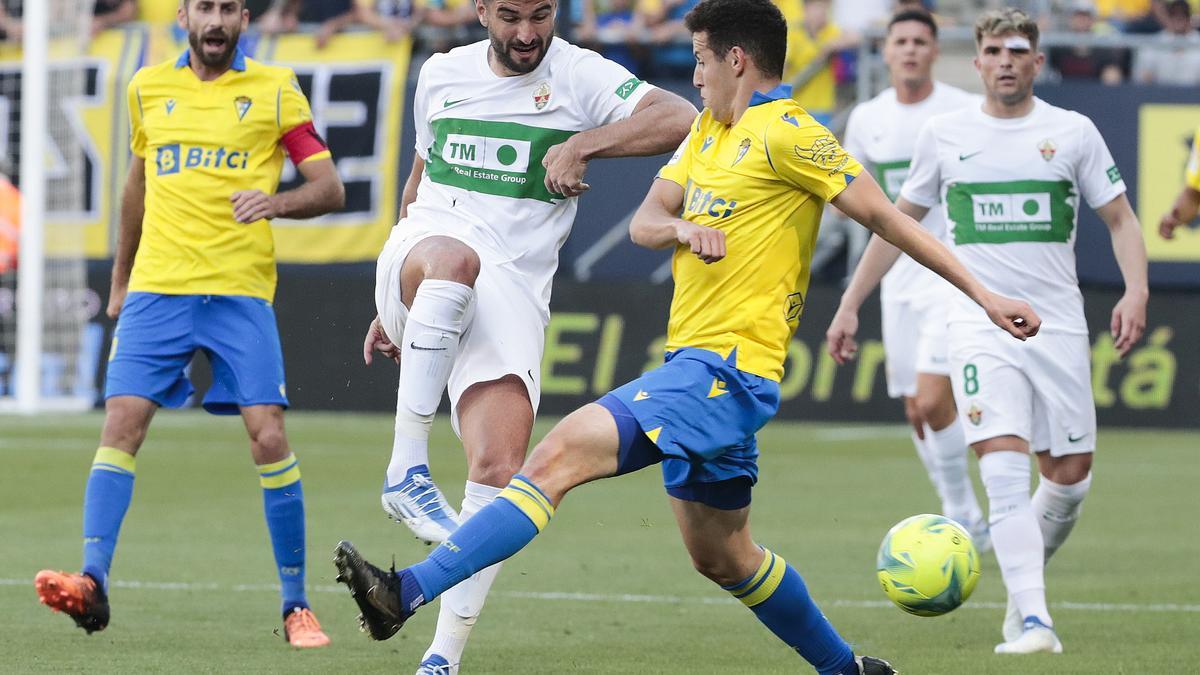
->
[[785, 292, 804, 322], [968, 403, 983, 426], [165, 99, 177, 115], [732, 138, 752, 167], [1038, 138, 1056, 162], [234, 96, 253, 122], [533, 81, 551, 110]]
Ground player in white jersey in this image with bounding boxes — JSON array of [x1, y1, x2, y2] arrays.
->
[[357, 0, 696, 671], [831, 10, 987, 545], [827, 9, 1148, 654]]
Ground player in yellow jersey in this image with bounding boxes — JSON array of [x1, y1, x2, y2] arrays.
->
[[331, 0, 1038, 669], [1159, 126, 1200, 239], [35, 0, 344, 648]]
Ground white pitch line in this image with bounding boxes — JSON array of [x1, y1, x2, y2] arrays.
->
[[5, 578, 1197, 614]]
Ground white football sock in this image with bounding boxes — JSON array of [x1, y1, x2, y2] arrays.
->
[[424, 481, 505, 665], [385, 280, 474, 486], [1032, 471, 1092, 562], [979, 451, 1051, 627], [911, 426, 945, 502], [927, 421, 983, 526]]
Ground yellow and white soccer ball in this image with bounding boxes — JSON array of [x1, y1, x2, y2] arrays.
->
[[876, 514, 981, 617]]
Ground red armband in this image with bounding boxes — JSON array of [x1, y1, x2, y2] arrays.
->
[[282, 121, 329, 165]]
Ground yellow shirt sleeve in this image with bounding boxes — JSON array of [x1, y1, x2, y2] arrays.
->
[[764, 113, 862, 202], [277, 70, 332, 165], [1186, 128, 1200, 192], [657, 118, 699, 188], [128, 78, 145, 158], [278, 71, 316, 133]]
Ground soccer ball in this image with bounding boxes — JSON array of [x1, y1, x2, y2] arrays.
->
[[876, 514, 981, 617]]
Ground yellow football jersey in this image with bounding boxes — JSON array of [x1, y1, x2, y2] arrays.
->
[[656, 85, 861, 381], [1187, 127, 1200, 191], [127, 49, 332, 302]]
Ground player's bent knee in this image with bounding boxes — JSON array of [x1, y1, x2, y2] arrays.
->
[[249, 425, 288, 460], [469, 451, 525, 488], [415, 238, 482, 285], [688, 552, 748, 588], [100, 397, 155, 453]]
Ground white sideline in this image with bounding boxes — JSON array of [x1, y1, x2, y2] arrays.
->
[[4, 578, 1197, 614]]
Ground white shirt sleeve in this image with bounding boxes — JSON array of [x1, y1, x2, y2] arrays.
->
[[569, 48, 657, 128], [842, 104, 869, 173], [413, 60, 433, 161], [1074, 114, 1126, 209], [899, 118, 942, 208]]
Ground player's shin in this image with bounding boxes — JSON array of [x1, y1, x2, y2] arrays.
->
[[723, 548, 856, 675], [423, 481, 506, 667], [258, 453, 308, 614], [82, 447, 137, 591], [387, 280, 474, 485], [926, 421, 984, 529], [979, 451, 1051, 626], [408, 475, 553, 603], [1032, 471, 1091, 562]]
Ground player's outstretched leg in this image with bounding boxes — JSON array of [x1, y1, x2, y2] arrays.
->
[[382, 238, 478, 544], [671, 494, 897, 675], [336, 404, 616, 641]]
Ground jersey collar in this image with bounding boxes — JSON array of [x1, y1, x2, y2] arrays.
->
[[175, 47, 247, 72], [749, 83, 793, 107]]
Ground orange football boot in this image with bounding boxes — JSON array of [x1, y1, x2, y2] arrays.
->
[[283, 607, 331, 648], [34, 570, 110, 634]]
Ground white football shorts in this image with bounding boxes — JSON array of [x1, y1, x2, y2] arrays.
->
[[374, 225, 545, 434], [947, 324, 1095, 456], [881, 290, 952, 399]]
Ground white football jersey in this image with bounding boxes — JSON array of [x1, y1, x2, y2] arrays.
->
[[842, 82, 978, 303], [404, 38, 655, 310], [901, 98, 1126, 334]]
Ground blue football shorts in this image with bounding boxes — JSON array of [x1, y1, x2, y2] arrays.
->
[[104, 292, 289, 415], [597, 347, 780, 510]]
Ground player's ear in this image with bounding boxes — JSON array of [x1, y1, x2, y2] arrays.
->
[[177, 0, 187, 29], [477, 0, 489, 27], [728, 46, 746, 76]]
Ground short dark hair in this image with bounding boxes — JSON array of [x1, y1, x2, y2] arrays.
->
[[684, 0, 788, 80], [887, 9, 938, 39]]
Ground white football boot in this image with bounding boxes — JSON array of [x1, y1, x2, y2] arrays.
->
[[994, 616, 1063, 654], [382, 465, 461, 544], [1001, 595, 1023, 643]]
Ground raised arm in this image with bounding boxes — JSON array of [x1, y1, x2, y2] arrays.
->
[[108, 159, 146, 319], [1095, 193, 1148, 357], [831, 172, 1038, 341], [543, 89, 697, 197]]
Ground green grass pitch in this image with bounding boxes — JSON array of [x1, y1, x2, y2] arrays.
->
[[2, 412, 1197, 673]]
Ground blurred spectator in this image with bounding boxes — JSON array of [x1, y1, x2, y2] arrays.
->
[[834, 0, 889, 35], [785, 0, 858, 126], [1096, 0, 1158, 31], [92, 0, 138, 37], [0, 172, 17, 275], [576, 0, 646, 74], [1135, 0, 1200, 84], [259, 0, 357, 48], [638, 0, 699, 77], [1048, 0, 1130, 83], [355, 0, 423, 42], [0, 1, 20, 43]]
